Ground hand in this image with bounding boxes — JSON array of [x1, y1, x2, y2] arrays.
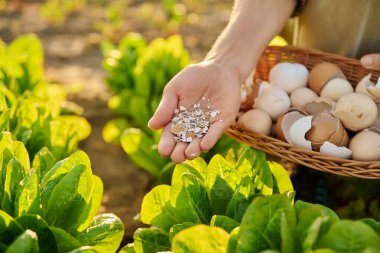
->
[[148, 61, 241, 163], [361, 54, 380, 71]]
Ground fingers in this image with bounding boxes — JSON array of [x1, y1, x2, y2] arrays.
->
[[158, 124, 176, 157], [148, 87, 177, 130], [200, 120, 228, 152], [361, 54, 380, 71], [171, 142, 188, 164], [185, 138, 202, 160]]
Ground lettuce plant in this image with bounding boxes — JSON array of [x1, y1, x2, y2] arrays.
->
[[0, 132, 124, 253], [124, 147, 380, 253], [4, 94, 90, 160], [124, 148, 294, 252], [0, 35, 91, 160], [0, 34, 124, 253]]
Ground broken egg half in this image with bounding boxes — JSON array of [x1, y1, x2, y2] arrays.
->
[[269, 62, 309, 93], [275, 109, 308, 142], [356, 74, 380, 102], [285, 114, 351, 159], [349, 128, 380, 161], [304, 97, 335, 116]]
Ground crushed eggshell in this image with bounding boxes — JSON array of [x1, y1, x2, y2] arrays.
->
[[170, 102, 220, 143]]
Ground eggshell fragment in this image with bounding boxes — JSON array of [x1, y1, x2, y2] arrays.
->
[[364, 76, 380, 102], [254, 84, 291, 120], [349, 129, 380, 161], [288, 116, 313, 150], [355, 74, 376, 99], [269, 62, 309, 93], [237, 109, 272, 136], [333, 93, 377, 131], [305, 113, 348, 150], [319, 142, 352, 159], [275, 109, 308, 142], [308, 62, 346, 94], [290, 87, 318, 108], [304, 98, 335, 116], [320, 78, 354, 101]]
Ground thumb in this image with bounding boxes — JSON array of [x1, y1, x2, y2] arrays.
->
[[148, 87, 177, 130], [361, 54, 380, 71]]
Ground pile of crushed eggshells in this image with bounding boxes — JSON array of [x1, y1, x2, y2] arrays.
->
[[238, 61, 380, 161], [170, 98, 220, 143]]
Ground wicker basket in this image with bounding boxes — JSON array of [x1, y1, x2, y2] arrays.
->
[[226, 46, 380, 179]]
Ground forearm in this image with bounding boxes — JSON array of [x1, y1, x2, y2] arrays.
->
[[206, 0, 296, 83]]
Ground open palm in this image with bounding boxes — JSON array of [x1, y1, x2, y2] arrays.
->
[[148, 61, 241, 163]]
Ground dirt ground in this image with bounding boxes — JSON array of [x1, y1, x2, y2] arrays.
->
[[0, 0, 233, 243]]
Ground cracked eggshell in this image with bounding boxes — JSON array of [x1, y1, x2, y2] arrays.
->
[[319, 142, 352, 159], [290, 87, 318, 108], [333, 93, 377, 131], [269, 62, 309, 93], [275, 109, 308, 142], [355, 74, 376, 99], [237, 109, 272, 136], [363, 75, 380, 102], [308, 62, 347, 94], [320, 78, 354, 101], [254, 84, 291, 120], [349, 129, 380, 161], [305, 113, 348, 150], [304, 97, 335, 116], [288, 116, 313, 150]]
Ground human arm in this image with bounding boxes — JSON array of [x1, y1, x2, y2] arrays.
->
[[361, 54, 380, 71], [148, 0, 296, 163]]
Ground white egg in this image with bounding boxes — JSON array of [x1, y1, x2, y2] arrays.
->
[[254, 85, 291, 120], [290, 87, 318, 108], [269, 62, 309, 93], [320, 78, 354, 101]]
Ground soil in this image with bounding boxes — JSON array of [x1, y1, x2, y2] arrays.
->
[[0, 0, 233, 244]]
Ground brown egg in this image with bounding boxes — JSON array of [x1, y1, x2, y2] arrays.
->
[[349, 129, 380, 161], [308, 62, 346, 94], [237, 109, 272, 136]]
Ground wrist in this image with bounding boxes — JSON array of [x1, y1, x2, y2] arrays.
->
[[200, 57, 249, 87], [205, 47, 261, 84]]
